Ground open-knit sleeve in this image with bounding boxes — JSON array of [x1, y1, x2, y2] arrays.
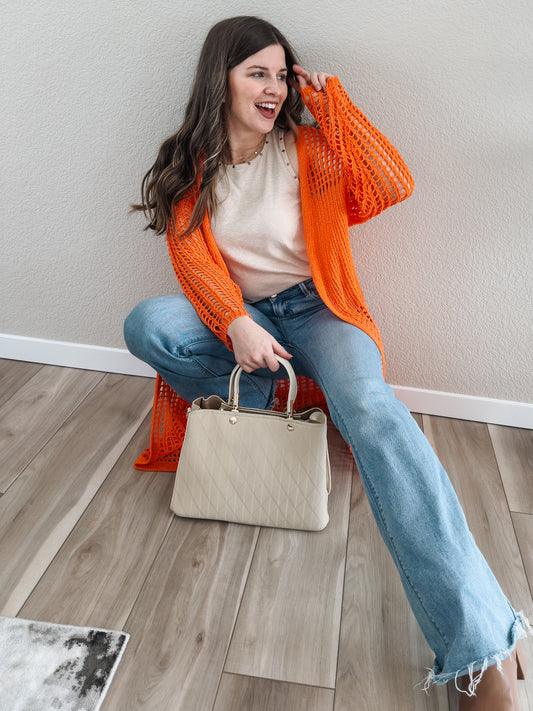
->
[[301, 77, 414, 225], [166, 196, 248, 345]]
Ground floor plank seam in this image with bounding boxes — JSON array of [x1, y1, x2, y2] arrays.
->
[[214, 525, 260, 710], [0, 360, 45, 408], [221, 669, 336, 691], [1, 369, 108, 497], [488, 426, 517, 520], [488, 430, 533, 610], [219, 524, 260, 664], [331, 456, 356, 708], [510, 515, 533, 607], [10, 464, 127, 618], [120, 512, 176, 633]]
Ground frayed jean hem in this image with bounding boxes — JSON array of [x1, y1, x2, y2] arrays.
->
[[419, 611, 532, 696]]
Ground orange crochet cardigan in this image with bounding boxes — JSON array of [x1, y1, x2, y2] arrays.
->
[[135, 77, 414, 471]]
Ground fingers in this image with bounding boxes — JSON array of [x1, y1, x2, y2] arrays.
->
[[238, 353, 281, 373], [262, 342, 292, 372], [292, 64, 310, 91], [273, 342, 293, 361], [227, 316, 293, 373], [292, 64, 331, 92], [241, 345, 292, 373], [308, 71, 331, 92], [235, 342, 292, 373], [263, 352, 281, 372]]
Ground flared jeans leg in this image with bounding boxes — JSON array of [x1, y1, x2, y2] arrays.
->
[[315, 370, 522, 684], [263, 292, 526, 685], [124, 285, 528, 686]]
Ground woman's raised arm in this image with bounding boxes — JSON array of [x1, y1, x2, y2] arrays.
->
[[294, 68, 414, 224]]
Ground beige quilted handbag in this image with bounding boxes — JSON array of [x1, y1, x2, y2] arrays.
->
[[171, 357, 331, 531]]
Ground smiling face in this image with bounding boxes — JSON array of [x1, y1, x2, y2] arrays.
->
[[226, 43, 289, 149]]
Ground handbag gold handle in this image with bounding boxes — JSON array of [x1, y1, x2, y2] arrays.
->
[[229, 356, 298, 416]]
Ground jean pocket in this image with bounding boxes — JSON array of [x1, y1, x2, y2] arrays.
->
[[175, 340, 232, 378], [285, 287, 326, 317]]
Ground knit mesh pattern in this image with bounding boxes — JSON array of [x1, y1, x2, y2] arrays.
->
[[302, 77, 413, 225], [134, 78, 414, 471], [134, 373, 329, 472], [165, 195, 248, 345]]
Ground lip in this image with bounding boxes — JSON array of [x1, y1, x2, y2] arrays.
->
[[255, 103, 277, 120]]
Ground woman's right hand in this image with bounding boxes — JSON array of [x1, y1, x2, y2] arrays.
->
[[227, 316, 292, 373], [292, 64, 332, 92]]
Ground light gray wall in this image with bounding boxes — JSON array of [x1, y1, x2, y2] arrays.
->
[[2, 0, 532, 402]]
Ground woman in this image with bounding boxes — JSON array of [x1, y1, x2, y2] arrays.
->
[[124, 16, 528, 708]]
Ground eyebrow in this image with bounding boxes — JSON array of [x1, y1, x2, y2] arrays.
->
[[246, 64, 288, 72]]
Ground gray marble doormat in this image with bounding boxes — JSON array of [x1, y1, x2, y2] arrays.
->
[[0, 616, 129, 710]]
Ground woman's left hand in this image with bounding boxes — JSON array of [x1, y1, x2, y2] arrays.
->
[[292, 64, 332, 92]]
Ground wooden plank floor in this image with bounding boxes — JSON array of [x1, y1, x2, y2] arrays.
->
[[0, 358, 531, 710]]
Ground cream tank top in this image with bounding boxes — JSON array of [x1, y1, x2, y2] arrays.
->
[[210, 129, 312, 303]]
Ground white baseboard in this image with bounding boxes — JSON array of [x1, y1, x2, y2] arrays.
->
[[391, 385, 532, 430], [0, 333, 155, 378], [1, 333, 532, 429]]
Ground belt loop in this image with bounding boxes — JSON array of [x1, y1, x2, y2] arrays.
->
[[299, 278, 314, 297]]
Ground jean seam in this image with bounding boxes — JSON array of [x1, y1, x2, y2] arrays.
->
[[352, 447, 450, 651], [292, 342, 451, 653], [174, 334, 221, 355], [424, 612, 531, 689], [174, 337, 274, 404], [297, 279, 319, 298], [264, 299, 326, 327]]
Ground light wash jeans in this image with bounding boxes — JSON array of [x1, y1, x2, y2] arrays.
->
[[124, 278, 527, 689]]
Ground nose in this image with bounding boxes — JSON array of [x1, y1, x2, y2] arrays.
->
[[265, 76, 280, 95]]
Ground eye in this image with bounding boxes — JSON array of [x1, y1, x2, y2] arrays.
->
[[251, 71, 264, 78], [278, 74, 287, 82]]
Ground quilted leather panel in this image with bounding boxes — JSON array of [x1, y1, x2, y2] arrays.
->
[[171, 407, 330, 531]]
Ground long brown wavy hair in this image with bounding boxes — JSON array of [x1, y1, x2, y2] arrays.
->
[[133, 16, 305, 236]]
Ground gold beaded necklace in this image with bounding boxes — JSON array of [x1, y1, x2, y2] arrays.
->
[[228, 135, 267, 166]]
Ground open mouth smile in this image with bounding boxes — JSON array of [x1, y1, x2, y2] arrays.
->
[[255, 102, 277, 119]]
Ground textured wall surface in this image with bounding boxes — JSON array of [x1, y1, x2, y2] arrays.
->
[[2, 0, 532, 402]]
